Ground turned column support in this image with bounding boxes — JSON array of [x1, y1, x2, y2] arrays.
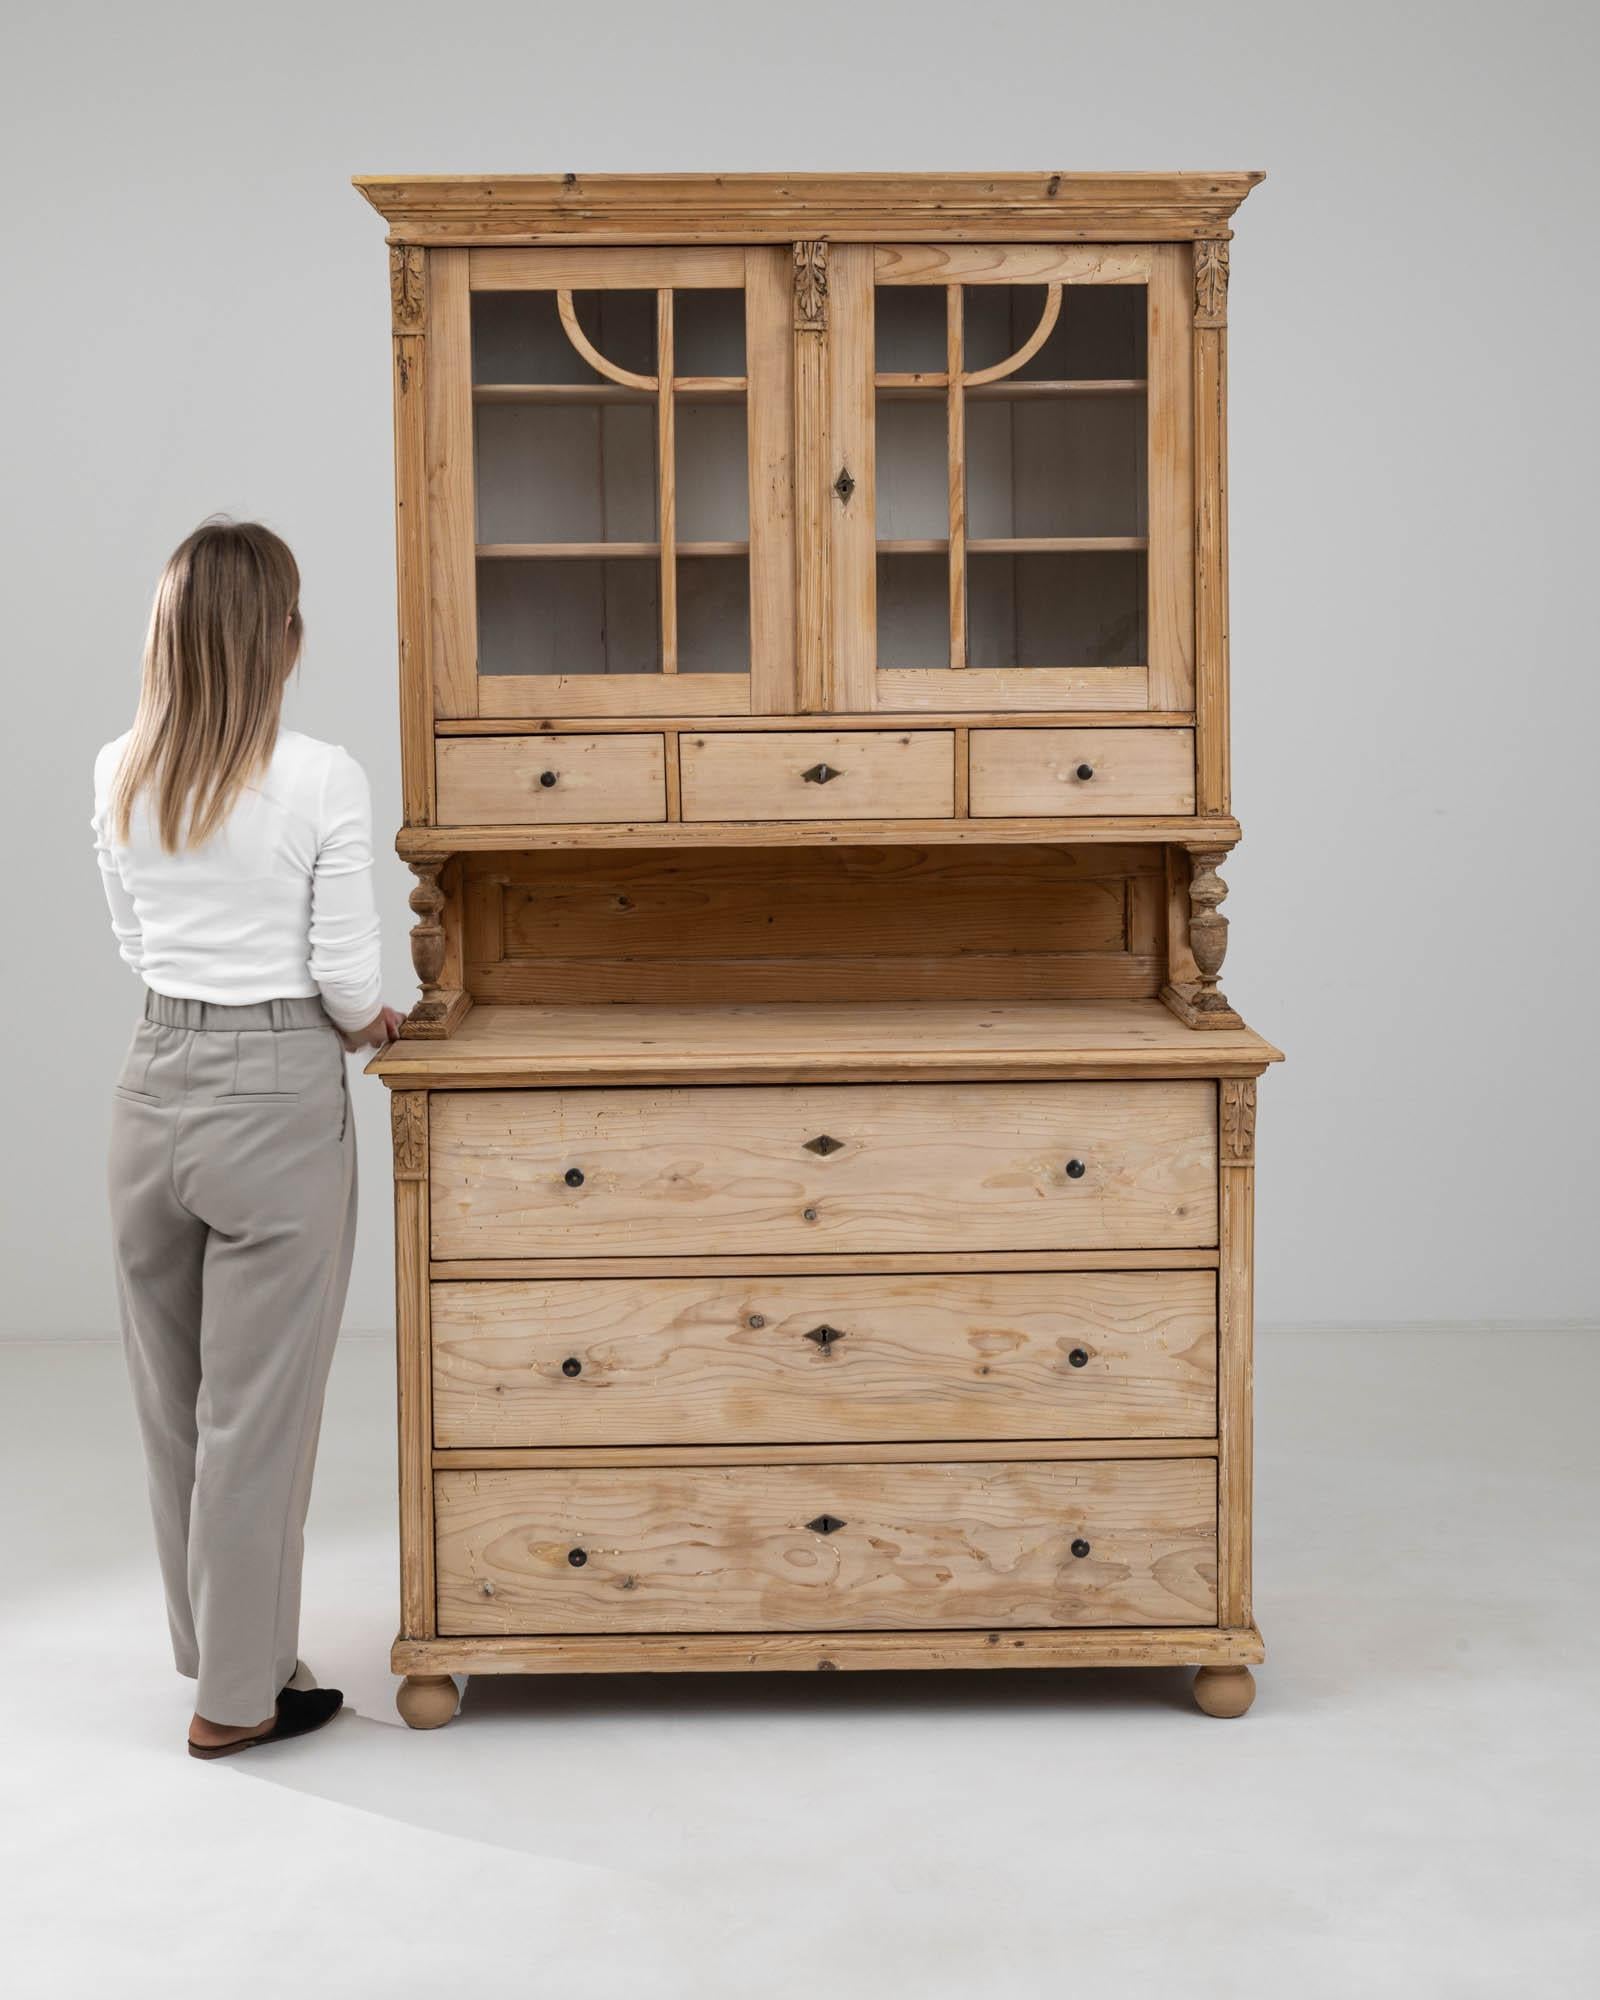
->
[[1161, 846, 1245, 1031], [402, 857, 470, 1038]]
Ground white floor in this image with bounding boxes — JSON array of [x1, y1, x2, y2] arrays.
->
[[4, 1329, 1596, 1999]]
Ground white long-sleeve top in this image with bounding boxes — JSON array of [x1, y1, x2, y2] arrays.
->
[[92, 728, 383, 1032]]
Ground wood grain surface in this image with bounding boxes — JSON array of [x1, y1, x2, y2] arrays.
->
[[434, 1457, 1218, 1633], [430, 1269, 1217, 1446], [970, 727, 1195, 817], [427, 1079, 1217, 1258], [680, 730, 955, 821], [437, 734, 666, 824]]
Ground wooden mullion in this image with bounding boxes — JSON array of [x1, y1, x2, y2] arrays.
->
[[1194, 240, 1230, 809], [657, 289, 677, 673], [391, 1092, 436, 1637], [1148, 244, 1196, 713], [425, 249, 478, 718], [1217, 1080, 1256, 1626], [746, 246, 796, 714], [390, 246, 433, 823], [947, 285, 967, 670]]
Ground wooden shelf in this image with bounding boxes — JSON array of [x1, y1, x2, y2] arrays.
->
[[877, 537, 1148, 555], [875, 377, 1146, 401], [475, 379, 746, 404], [368, 998, 1282, 1090], [477, 541, 749, 560]]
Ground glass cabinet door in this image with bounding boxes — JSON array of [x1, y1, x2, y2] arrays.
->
[[831, 244, 1194, 715], [433, 247, 793, 718]]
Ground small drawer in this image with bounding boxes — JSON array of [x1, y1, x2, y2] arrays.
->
[[680, 731, 955, 821], [435, 1458, 1219, 1635], [431, 1270, 1217, 1447], [428, 1081, 1217, 1259], [970, 728, 1195, 817], [436, 734, 666, 825]]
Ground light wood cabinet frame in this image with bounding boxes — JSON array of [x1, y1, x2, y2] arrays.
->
[[360, 174, 1272, 1724]]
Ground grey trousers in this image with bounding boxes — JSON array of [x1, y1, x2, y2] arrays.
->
[[108, 994, 357, 1724]]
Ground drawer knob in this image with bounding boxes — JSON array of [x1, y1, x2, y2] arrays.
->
[[802, 1207, 819, 1223], [802, 762, 843, 784], [567, 1548, 588, 1568], [806, 1514, 846, 1536], [1071, 1538, 1091, 1559], [1075, 762, 1095, 781], [1065, 1158, 1086, 1180], [564, 1167, 585, 1188], [561, 1356, 582, 1378], [1068, 1347, 1089, 1368], [804, 1323, 847, 1349], [804, 1133, 844, 1155], [539, 769, 559, 788]]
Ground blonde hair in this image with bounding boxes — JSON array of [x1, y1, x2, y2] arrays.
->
[[112, 520, 304, 851]]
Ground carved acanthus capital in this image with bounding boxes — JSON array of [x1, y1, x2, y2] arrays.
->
[[1220, 1080, 1256, 1164], [1194, 239, 1229, 329], [390, 244, 426, 333], [794, 240, 828, 331]]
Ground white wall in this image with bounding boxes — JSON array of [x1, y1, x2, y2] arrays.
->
[[3, 0, 1594, 1335]]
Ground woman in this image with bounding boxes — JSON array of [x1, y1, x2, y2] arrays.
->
[[93, 520, 402, 1758]]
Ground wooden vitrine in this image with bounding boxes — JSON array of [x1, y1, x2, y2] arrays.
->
[[359, 173, 1279, 1727]]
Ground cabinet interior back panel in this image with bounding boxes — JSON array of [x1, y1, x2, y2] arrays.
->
[[462, 844, 1166, 1004]]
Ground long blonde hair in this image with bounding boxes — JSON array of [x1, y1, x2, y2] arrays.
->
[[112, 520, 304, 851]]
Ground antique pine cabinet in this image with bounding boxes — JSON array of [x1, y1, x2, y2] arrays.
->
[[355, 172, 1280, 1727]]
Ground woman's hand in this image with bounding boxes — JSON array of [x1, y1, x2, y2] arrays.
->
[[340, 1004, 406, 1053]]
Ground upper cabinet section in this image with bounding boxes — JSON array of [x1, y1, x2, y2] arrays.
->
[[364, 174, 1259, 819], [826, 243, 1193, 716]]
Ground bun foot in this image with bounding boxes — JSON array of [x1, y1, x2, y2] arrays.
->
[[397, 1673, 459, 1729], [1192, 1665, 1255, 1717]]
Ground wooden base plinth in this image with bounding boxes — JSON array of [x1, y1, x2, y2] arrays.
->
[[396, 1673, 459, 1729], [400, 990, 472, 1040], [394, 1625, 1263, 1681], [1159, 982, 1245, 1032], [1191, 1664, 1256, 1717]]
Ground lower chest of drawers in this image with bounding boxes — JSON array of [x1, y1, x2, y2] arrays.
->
[[410, 1074, 1232, 1641]]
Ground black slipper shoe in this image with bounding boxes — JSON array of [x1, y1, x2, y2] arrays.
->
[[188, 1685, 344, 1760]]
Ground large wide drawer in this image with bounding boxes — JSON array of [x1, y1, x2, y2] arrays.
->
[[679, 731, 955, 820], [436, 734, 666, 825], [428, 1082, 1218, 1258], [435, 1459, 1218, 1634], [970, 728, 1195, 817], [431, 1271, 1217, 1447]]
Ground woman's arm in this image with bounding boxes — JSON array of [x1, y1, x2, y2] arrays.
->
[[92, 745, 144, 973], [309, 750, 385, 1034]]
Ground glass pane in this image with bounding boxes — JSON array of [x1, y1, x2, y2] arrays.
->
[[875, 287, 946, 374], [674, 289, 745, 375], [966, 397, 1146, 541], [472, 290, 654, 385], [968, 552, 1146, 669], [963, 283, 1146, 381], [876, 553, 948, 670], [876, 398, 947, 542], [677, 403, 748, 542], [477, 558, 658, 677], [475, 404, 656, 544], [678, 556, 750, 674]]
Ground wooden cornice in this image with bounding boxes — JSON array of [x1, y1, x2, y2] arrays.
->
[[354, 171, 1266, 246]]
